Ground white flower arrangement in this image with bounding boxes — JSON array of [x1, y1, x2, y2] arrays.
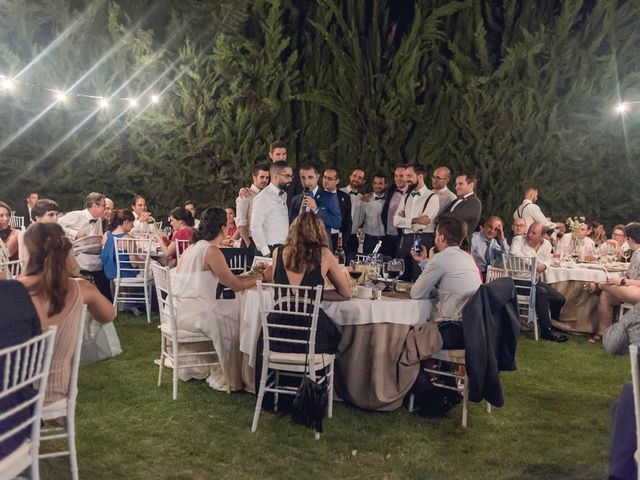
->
[[565, 216, 585, 234]]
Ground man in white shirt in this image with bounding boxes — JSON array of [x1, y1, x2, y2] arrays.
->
[[235, 163, 270, 249], [130, 195, 156, 234], [340, 168, 366, 258], [410, 216, 482, 348], [513, 187, 557, 231], [58, 192, 112, 300], [361, 173, 387, 254], [58, 192, 106, 240], [510, 217, 527, 243], [510, 222, 568, 342], [250, 161, 292, 256], [393, 164, 440, 280], [471, 216, 510, 275], [430, 166, 457, 215]]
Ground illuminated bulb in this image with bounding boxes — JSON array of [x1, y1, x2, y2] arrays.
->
[[0, 76, 14, 90], [98, 98, 109, 108], [54, 91, 67, 102], [128, 98, 138, 107], [615, 103, 628, 114], [150, 94, 160, 104]]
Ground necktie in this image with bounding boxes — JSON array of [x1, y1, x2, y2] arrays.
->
[[410, 191, 421, 197], [89, 218, 98, 224], [485, 240, 492, 267]]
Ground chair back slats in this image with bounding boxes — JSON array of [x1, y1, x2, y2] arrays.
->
[[114, 237, 152, 280], [0, 327, 57, 445], [228, 254, 247, 272], [10, 215, 25, 230], [257, 282, 323, 358], [0, 259, 24, 279], [154, 221, 163, 231], [151, 262, 177, 332], [503, 255, 537, 283], [174, 239, 190, 262], [485, 266, 507, 283]]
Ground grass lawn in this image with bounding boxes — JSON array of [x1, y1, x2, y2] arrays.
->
[[40, 313, 630, 480]]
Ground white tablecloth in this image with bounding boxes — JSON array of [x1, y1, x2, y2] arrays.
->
[[542, 264, 624, 284], [238, 287, 432, 367]]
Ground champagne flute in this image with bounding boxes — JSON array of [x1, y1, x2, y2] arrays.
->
[[623, 249, 631, 263]]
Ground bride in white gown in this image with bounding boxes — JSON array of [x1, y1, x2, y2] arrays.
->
[[170, 207, 269, 392]]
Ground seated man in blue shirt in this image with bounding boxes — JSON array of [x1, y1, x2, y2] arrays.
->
[[471, 215, 510, 277], [410, 216, 482, 349]]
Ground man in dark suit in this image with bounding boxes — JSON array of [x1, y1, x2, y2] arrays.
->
[[289, 163, 342, 247], [322, 166, 352, 251], [380, 164, 408, 257], [13, 191, 39, 228], [443, 171, 482, 241]]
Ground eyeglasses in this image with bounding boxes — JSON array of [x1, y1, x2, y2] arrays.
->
[[277, 173, 293, 179], [431, 175, 448, 181]]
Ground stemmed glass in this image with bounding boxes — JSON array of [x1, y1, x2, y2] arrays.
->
[[348, 260, 363, 294], [386, 258, 405, 291]]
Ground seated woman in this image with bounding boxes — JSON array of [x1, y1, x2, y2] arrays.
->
[[154, 206, 194, 261], [559, 221, 596, 260], [220, 207, 241, 247], [18, 223, 115, 404], [598, 224, 628, 261], [172, 207, 269, 392], [590, 221, 607, 247], [590, 222, 640, 342], [101, 209, 139, 281], [0, 201, 19, 260]]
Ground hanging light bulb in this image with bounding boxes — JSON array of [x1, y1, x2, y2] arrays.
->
[[128, 98, 138, 107], [150, 94, 160, 104], [98, 97, 109, 108], [0, 76, 15, 90], [615, 103, 628, 114], [54, 90, 68, 102]]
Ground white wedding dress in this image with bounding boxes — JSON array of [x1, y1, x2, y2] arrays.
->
[[170, 240, 243, 391]]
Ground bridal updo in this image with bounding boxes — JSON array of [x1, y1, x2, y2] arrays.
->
[[192, 207, 227, 242]]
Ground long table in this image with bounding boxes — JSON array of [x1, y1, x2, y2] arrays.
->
[[238, 287, 441, 411]]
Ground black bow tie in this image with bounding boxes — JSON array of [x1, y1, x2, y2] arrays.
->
[[374, 196, 385, 200], [278, 190, 286, 197], [349, 191, 358, 195], [89, 219, 99, 224], [410, 191, 421, 197], [457, 196, 465, 200]]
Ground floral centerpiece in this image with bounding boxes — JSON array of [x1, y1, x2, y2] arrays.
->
[[565, 216, 586, 258]]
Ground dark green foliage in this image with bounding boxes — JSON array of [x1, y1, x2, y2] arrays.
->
[[0, 0, 638, 225]]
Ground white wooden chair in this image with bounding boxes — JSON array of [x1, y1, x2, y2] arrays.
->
[[0, 259, 23, 279], [0, 326, 57, 480], [407, 349, 491, 428], [152, 263, 220, 400], [113, 237, 154, 323], [629, 344, 640, 479], [10, 215, 25, 230], [219, 253, 247, 298], [174, 238, 190, 263], [39, 306, 87, 480], [251, 282, 334, 438], [503, 255, 539, 341], [485, 265, 507, 283]]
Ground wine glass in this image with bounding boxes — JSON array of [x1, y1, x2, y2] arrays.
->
[[372, 279, 386, 300], [386, 258, 405, 291], [348, 260, 363, 294], [623, 248, 631, 263]]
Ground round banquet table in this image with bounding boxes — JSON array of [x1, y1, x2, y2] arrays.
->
[[541, 263, 626, 334], [238, 287, 439, 411]]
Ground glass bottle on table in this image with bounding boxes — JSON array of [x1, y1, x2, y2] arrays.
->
[[334, 232, 346, 266]]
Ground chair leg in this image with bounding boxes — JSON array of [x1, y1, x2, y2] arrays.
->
[[172, 340, 179, 401], [31, 453, 41, 480], [251, 361, 270, 432], [145, 284, 152, 324], [534, 316, 540, 342], [274, 371, 280, 412], [158, 335, 166, 387], [462, 377, 469, 428], [327, 361, 334, 419], [407, 393, 415, 413], [485, 401, 492, 414], [67, 408, 79, 480], [112, 282, 120, 310]]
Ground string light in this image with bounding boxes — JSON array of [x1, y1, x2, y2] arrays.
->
[[0, 72, 163, 108], [615, 103, 628, 114], [1, 75, 14, 90]]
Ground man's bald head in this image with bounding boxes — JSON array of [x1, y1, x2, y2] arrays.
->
[[526, 222, 544, 247], [431, 166, 452, 191]]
